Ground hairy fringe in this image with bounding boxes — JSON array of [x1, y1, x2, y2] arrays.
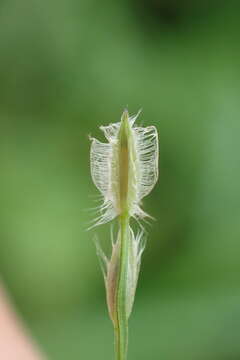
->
[[89, 111, 158, 228]]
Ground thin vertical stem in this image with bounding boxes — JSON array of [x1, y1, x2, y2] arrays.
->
[[114, 213, 130, 360]]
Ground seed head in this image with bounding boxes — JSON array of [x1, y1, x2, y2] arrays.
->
[[90, 109, 159, 227], [90, 109, 159, 339]]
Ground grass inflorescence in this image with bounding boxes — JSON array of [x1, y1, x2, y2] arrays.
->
[[89, 109, 159, 360]]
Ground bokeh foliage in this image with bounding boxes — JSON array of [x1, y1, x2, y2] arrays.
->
[[0, 0, 240, 359]]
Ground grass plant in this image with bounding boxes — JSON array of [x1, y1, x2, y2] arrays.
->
[[89, 110, 159, 360]]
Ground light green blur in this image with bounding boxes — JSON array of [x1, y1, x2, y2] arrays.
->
[[0, 1, 240, 359]]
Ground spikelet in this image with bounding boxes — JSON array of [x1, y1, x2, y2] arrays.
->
[[90, 110, 159, 347], [89, 109, 159, 227], [96, 227, 146, 324]]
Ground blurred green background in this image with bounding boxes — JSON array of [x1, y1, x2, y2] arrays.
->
[[0, 0, 240, 359]]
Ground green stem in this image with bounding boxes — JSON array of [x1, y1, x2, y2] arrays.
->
[[115, 213, 130, 360]]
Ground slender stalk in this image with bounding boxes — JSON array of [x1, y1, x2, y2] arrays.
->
[[114, 213, 130, 360], [114, 214, 129, 360], [114, 110, 130, 360]]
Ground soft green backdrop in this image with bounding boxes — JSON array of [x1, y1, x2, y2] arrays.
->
[[0, 1, 240, 359]]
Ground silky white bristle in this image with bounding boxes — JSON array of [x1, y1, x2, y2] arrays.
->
[[89, 110, 159, 228]]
